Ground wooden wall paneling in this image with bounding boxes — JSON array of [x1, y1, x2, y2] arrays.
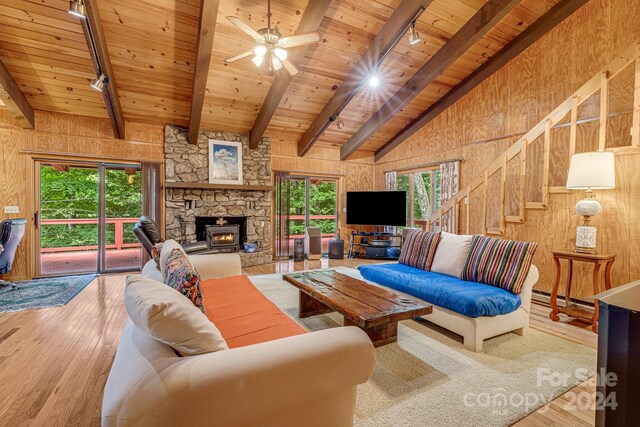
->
[[504, 147, 524, 222], [524, 133, 544, 207], [0, 111, 164, 280], [549, 113, 571, 189], [598, 72, 609, 150], [485, 156, 506, 235], [188, 0, 220, 144], [633, 48, 640, 147], [467, 181, 485, 235]]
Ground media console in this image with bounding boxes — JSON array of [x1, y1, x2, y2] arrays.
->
[[348, 231, 403, 260]]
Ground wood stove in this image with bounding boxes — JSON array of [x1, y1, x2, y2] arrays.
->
[[205, 224, 240, 252]]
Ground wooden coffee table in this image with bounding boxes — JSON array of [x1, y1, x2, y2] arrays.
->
[[283, 270, 432, 347]]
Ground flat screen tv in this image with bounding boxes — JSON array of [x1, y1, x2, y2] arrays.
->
[[346, 191, 406, 226]]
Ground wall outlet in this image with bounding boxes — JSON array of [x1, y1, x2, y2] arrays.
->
[[4, 206, 19, 214]]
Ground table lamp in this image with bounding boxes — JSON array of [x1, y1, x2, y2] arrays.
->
[[566, 151, 615, 253]]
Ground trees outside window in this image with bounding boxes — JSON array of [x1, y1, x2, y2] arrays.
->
[[398, 169, 442, 230]]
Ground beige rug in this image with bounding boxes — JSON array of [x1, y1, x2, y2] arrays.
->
[[249, 267, 597, 427]]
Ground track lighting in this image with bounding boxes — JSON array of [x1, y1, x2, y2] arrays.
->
[[90, 73, 108, 92], [68, 0, 87, 19], [408, 22, 420, 46], [336, 116, 345, 130]]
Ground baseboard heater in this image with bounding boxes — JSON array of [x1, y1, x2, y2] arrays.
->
[[531, 289, 595, 308]]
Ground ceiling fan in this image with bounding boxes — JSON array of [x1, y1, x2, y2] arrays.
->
[[225, 0, 321, 75]]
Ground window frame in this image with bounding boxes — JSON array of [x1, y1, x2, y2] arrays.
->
[[398, 167, 441, 230]]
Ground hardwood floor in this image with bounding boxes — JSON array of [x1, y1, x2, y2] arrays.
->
[[0, 259, 598, 426]]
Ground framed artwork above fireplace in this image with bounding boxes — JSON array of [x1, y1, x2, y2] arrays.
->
[[209, 139, 243, 185]]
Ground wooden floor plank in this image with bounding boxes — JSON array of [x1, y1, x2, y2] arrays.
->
[[0, 260, 598, 426]]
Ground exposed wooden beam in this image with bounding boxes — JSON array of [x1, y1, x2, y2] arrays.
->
[[82, 0, 125, 139], [297, 0, 431, 156], [0, 58, 34, 129], [188, 0, 220, 144], [340, 0, 520, 160], [375, 0, 591, 162], [249, 0, 332, 149]]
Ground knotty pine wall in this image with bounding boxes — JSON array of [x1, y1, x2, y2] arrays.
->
[[374, 0, 640, 298], [271, 142, 375, 245], [0, 110, 164, 280]]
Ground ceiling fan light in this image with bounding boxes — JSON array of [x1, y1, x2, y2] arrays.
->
[[254, 45, 267, 57], [272, 56, 283, 71], [90, 73, 107, 92], [274, 48, 287, 61], [408, 23, 420, 46], [252, 55, 264, 67], [68, 0, 86, 18]]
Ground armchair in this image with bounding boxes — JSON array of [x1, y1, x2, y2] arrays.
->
[[0, 218, 27, 289], [133, 216, 207, 257]]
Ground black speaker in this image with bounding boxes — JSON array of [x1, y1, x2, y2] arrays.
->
[[366, 246, 388, 259], [328, 239, 344, 259]]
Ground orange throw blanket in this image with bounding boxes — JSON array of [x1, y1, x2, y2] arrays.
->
[[201, 275, 306, 348]]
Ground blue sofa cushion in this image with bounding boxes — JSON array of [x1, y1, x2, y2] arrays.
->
[[358, 263, 521, 318]]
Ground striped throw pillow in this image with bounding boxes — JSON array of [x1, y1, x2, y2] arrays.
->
[[461, 235, 538, 294], [398, 230, 441, 271]]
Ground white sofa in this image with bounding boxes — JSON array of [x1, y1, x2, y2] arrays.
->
[[102, 254, 376, 427], [420, 266, 539, 352]]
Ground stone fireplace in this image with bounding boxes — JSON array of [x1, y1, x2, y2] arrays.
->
[[164, 125, 272, 267]]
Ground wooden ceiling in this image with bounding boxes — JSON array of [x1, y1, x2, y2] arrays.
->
[[0, 0, 575, 159]]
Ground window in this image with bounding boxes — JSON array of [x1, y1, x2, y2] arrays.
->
[[398, 168, 442, 231]]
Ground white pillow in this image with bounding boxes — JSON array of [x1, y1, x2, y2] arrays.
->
[[124, 275, 228, 356], [430, 232, 474, 278]]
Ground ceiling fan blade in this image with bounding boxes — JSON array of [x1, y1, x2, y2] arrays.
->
[[278, 31, 321, 48], [225, 50, 254, 63], [226, 16, 262, 40], [281, 58, 299, 76]]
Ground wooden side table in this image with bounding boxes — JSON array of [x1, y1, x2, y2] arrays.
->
[[549, 249, 615, 333]]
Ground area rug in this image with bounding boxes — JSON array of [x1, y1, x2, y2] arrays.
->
[[0, 274, 96, 313], [249, 267, 597, 427]]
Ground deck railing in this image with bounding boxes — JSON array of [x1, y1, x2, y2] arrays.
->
[[41, 217, 140, 253], [287, 214, 337, 239]]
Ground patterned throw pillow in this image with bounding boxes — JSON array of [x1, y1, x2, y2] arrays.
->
[[461, 235, 538, 294], [398, 230, 441, 271], [151, 242, 163, 270], [163, 247, 205, 313]]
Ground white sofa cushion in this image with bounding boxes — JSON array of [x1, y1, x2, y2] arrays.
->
[[124, 274, 228, 356], [430, 232, 473, 278]]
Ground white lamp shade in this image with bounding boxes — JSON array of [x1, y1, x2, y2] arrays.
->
[[566, 151, 615, 190]]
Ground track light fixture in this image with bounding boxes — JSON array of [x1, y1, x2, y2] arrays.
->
[[68, 0, 87, 19], [90, 73, 108, 92], [336, 115, 345, 130], [408, 22, 420, 46]]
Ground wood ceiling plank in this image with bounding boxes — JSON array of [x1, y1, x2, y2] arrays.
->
[[188, 0, 220, 144], [340, 0, 521, 160], [0, 58, 34, 128], [375, 0, 590, 161], [248, 0, 332, 149], [297, 0, 433, 156], [80, 0, 125, 139]]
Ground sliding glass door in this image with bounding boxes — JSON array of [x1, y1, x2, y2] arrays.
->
[[274, 174, 338, 258], [37, 161, 142, 276]]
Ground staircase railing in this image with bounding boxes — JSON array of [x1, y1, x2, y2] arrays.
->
[[425, 42, 640, 235]]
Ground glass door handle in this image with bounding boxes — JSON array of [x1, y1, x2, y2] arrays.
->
[[34, 210, 40, 228]]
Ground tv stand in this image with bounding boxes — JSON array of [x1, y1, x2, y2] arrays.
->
[[348, 230, 403, 260]]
